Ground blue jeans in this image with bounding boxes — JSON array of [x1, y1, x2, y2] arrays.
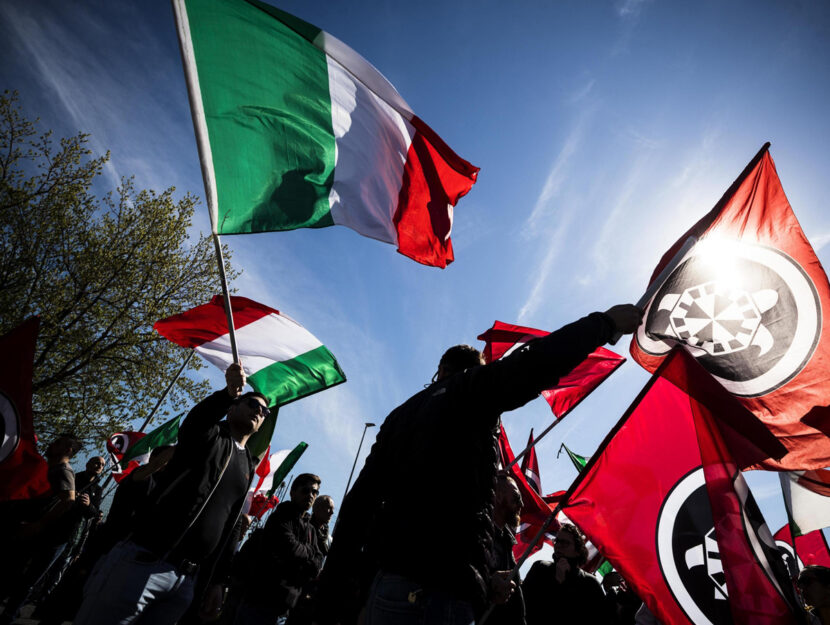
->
[[73, 540, 196, 625], [365, 572, 475, 625]]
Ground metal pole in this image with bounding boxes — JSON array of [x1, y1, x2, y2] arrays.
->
[[213, 234, 241, 364], [509, 417, 563, 468], [138, 349, 195, 433], [341, 423, 375, 503]]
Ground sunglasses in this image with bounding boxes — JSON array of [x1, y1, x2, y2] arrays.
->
[[244, 397, 270, 417]]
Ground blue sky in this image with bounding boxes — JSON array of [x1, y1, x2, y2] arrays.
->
[[3, 0, 830, 561]]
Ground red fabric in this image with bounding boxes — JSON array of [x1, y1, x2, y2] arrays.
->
[[253, 445, 272, 493], [249, 492, 279, 519], [112, 460, 141, 483], [773, 525, 830, 568], [478, 320, 625, 418], [564, 348, 798, 625], [393, 116, 479, 268], [106, 431, 146, 461], [520, 429, 542, 494], [497, 424, 559, 560], [0, 318, 49, 501], [631, 147, 830, 470], [154, 295, 277, 347]]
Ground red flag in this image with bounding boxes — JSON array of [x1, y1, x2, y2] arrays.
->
[[479, 321, 625, 417], [520, 429, 542, 494], [564, 349, 799, 625], [107, 431, 146, 461], [253, 445, 272, 493], [0, 318, 49, 501], [773, 525, 830, 570], [497, 424, 558, 559], [631, 144, 830, 470]]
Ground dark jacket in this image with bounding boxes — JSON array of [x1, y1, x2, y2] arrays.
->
[[237, 500, 323, 615], [131, 390, 257, 584], [490, 526, 526, 625], [317, 312, 616, 622], [523, 559, 608, 625]]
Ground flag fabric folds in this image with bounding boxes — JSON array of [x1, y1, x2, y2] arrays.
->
[[112, 415, 182, 482], [779, 469, 830, 536], [520, 429, 542, 494], [563, 349, 799, 625], [266, 442, 309, 497], [561, 443, 589, 473], [155, 296, 346, 411], [173, 0, 479, 268], [478, 320, 625, 417], [497, 424, 558, 559], [631, 144, 830, 470], [773, 524, 830, 569], [0, 318, 49, 501]]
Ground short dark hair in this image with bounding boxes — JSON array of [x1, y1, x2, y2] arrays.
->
[[799, 565, 830, 589], [56, 433, 83, 456], [291, 473, 321, 493], [233, 391, 268, 406], [558, 523, 590, 567], [439, 345, 484, 377], [149, 444, 175, 460]]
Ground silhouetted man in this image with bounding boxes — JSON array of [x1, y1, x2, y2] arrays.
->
[[488, 473, 526, 625], [317, 304, 642, 624]]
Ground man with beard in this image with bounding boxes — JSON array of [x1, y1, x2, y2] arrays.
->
[[233, 473, 324, 624], [316, 304, 642, 625], [74, 363, 266, 625], [488, 473, 526, 625], [522, 523, 607, 625]]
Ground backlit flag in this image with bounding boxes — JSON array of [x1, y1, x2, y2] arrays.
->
[[0, 318, 49, 501], [779, 468, 830, 536], [773, 524, 830, 569], [631, 144, 830, 470], [520, 429, 542, 494], [173, 0, 479, 268], [111, 415, 182, 483], [107, 430, 147, 482], [478, 320, 625, 417], [563, 349, 799, 625]]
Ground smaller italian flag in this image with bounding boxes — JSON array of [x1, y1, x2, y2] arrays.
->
[[112, 414, 182, 482], [154, 296, 346, 409]]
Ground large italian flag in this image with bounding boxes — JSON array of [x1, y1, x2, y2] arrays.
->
[[173, 0, 479, 268], [154, 296, 346, 408]]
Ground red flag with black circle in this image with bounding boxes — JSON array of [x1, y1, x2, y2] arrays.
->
[[631, 144, 830, 470]]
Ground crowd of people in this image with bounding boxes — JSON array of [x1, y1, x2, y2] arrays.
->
[[2, 304, 829, 625]]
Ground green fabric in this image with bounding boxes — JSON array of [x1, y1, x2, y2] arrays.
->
[[267, 441, 308, 497], [563, 443, 589, 473], [596, 560, 614, 578], [184, 0, 336, 233], [121, 413, 182, 466], [247, 344, 346, 408]]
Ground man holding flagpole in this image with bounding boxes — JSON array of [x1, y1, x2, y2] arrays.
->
[[74, 363, 266, 625], [316, 304, 642, 625]]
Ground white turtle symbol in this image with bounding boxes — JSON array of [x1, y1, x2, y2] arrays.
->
[[685, 527, 728, 601], [656, 281, 778, 357]]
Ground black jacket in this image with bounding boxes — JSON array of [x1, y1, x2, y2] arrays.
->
[[237, 500, 323, 615], [522, 559, 608, 625], [131, 390, 257, 584], [317, 312, 616, 621]]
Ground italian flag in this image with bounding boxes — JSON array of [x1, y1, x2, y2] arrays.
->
[[154, 296, 346, 408], [173, 0, 479, 268]]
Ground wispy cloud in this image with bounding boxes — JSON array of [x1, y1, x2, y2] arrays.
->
[[616, 0, 651, 19], [809, 230, 830, 252]]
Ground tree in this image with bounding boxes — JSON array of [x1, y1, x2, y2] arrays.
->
[[0, 91, 238, 447]]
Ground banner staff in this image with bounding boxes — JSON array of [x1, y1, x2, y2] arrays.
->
[[172, 0, 240, 364]]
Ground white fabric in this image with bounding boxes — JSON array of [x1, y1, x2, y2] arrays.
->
[[195, 313, 322, 376], [326, 55, 415, 245]]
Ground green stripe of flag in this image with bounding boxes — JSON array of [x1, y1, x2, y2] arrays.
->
[[121, 413, 182, 466], [267, 441, 308, 497], [248, 344, 346, 407], [184, 0, 336, 233]]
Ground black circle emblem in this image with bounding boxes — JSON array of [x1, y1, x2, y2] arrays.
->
[[0, 390, 21, 463], [637, 239, 821, 397], [656, 467, 733, 625]]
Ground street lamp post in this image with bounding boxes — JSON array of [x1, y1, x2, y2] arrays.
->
[[341, 422, 375, 504]]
